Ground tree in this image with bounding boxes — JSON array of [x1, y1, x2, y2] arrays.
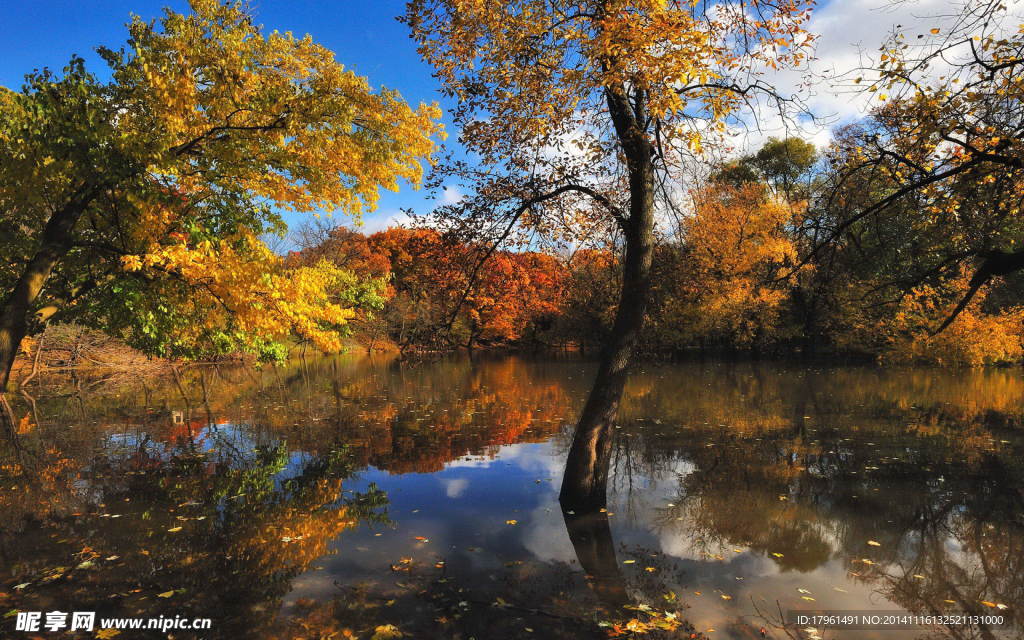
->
[[404, 0, 813, 508], [801, 1, 1024, 335], [0, 0, 441, 389], [683, 181, 797, 346]]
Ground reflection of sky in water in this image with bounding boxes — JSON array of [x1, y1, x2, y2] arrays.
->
[[282, 437, 994, 639], [16, 356, 1023, 639]]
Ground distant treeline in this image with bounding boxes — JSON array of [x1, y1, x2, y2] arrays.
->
[[288, 137, 1024, 366]]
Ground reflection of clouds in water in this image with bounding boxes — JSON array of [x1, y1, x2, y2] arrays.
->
[[442, 442, 566, 481], [520, 495, 576, 564], [441, 477, 469, 498], [499, 442, 567, 481]]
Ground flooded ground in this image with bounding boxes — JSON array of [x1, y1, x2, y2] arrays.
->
[[2, 355, 1022, 639]]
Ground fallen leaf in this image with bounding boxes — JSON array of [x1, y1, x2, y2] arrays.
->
[[505, 520, 518, 526], [867, 540, 881, 547], [167, 527, 182, 533], [157, 591, 175, 598], [371, 624, 403, 640]]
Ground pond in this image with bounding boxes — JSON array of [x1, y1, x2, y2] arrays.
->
[[2, 355, 1022, 639]]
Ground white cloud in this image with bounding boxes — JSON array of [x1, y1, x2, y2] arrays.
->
[[730, 0, 978, 152], [359, 209, 413, 234], [440, 477, 469, 498], [440, 186, 465, 206]]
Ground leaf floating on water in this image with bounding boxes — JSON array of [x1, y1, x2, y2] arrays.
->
[[371, 624, 403, 640], [912, 574, 925, 580], [797, 588, 811, 594], [505, 520, 518, 526], [720, 594, 732, 600], [645, 567, 656, 572], [867, 540, 881, 547], [157, 590, 175, 598], [771, 552, 784, 558], [801, 596, 816, 601], [623, 559, 636, 564], [167, 527, 182, 533]]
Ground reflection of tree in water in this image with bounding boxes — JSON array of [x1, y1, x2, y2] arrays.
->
[[609, 366, 1024, 638], [6, 357, 1024, 637], [2, 437, 386, 638]]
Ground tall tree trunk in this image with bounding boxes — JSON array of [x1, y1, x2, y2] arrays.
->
[[560, 90, 655, 509], [0, 192, 93, 390]]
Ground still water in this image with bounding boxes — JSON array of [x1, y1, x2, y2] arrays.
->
[[2, 355, 1022, 639]]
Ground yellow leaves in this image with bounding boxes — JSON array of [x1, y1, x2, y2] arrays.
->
[[371, 624, 403, 639], [119, 0, 440, 218], [167, 526, 183, 533], [157, 590, 176, 598], [867, 540, 881, 547], [407, 0, 813, 166], [505, 519, 518, 525]]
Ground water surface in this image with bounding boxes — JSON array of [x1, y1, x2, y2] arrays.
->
[[3, 355, 1022, 639]]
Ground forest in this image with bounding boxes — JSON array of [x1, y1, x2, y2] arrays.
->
[[2, 0, 1023, 638], [284, 133, 1024, 366]]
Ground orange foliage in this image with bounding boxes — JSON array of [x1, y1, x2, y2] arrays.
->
[[684, 182, 797, 344]]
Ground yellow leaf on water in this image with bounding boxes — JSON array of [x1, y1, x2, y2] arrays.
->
[[623, 559, 636, 564], [802, 596, 816, 601], [867, 540, 881, 546], [167, 527, 182, 533], [721, 594, 732, 600], [505, 520, 518, 526], [96, 630, 121, 639], [371, 624, 403, 640], [645, 567, 656, 572], [157, 590, 175, 598], [771, 552, 784, 558]]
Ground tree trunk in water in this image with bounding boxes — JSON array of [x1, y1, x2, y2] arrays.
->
[[0, 194, 91, 390], [563, 507, 629, 608], [560, 90, 655, 510]]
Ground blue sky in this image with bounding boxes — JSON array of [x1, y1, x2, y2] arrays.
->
[[0, 0, 454, 236], [0, 0, 958, 239]]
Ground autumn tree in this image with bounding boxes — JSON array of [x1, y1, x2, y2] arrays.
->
[[682, 180, 798, 346], [405, 0, 814, 507], [801, 1, 1024, 337], [0, 0, 441, 390]]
